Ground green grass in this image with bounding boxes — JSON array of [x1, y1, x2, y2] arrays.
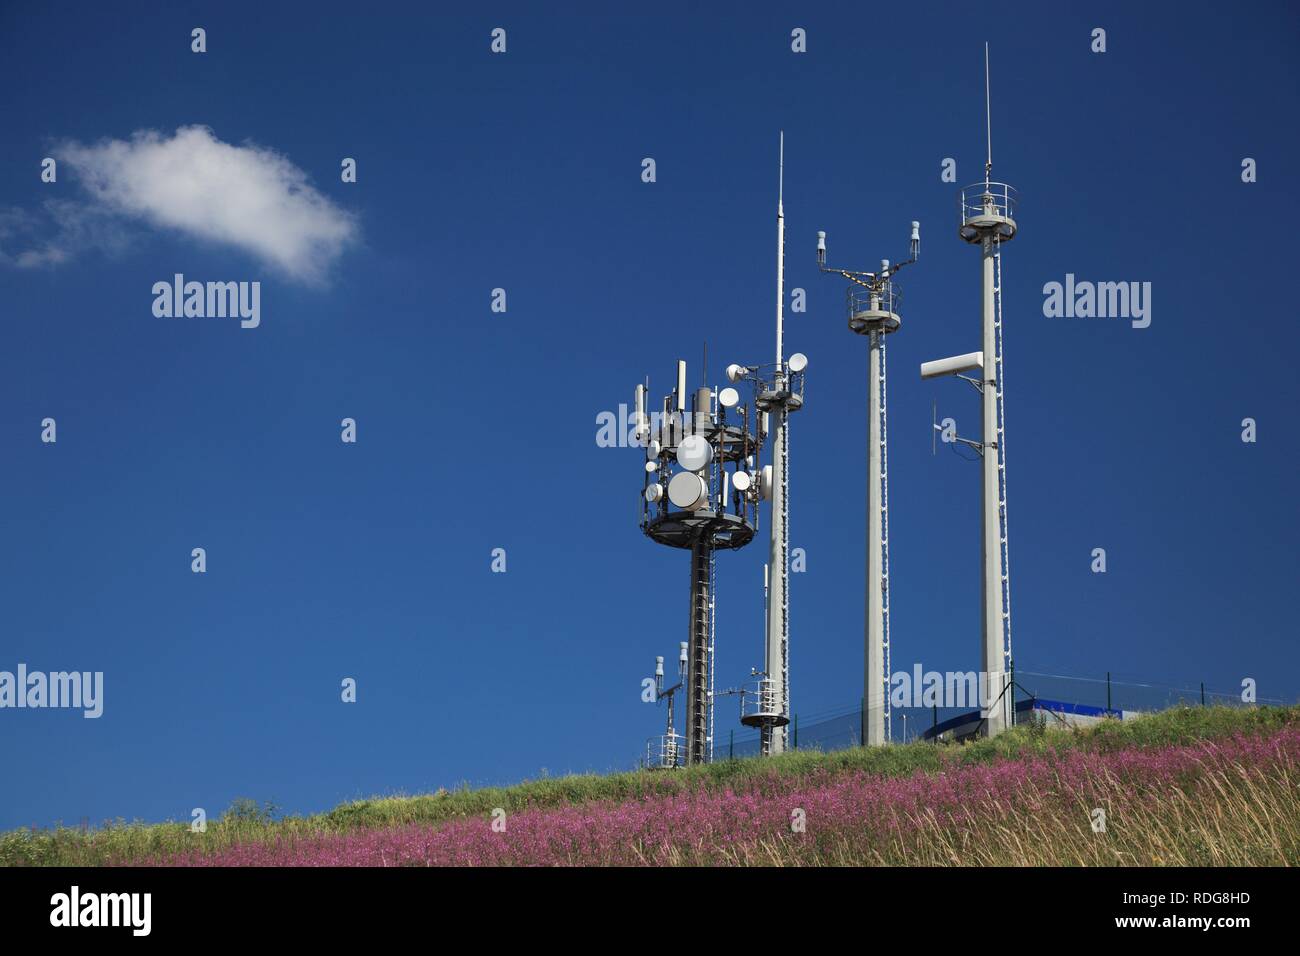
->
[[3, 704, 1295, 867]]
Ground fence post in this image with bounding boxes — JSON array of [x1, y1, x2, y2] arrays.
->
[[1009, 657, 1016, 728], [1106, 671, 1112, 714]]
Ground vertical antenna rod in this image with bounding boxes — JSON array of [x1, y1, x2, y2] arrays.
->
[[984, 42, 993, 182], [775, 131, 785, 367]]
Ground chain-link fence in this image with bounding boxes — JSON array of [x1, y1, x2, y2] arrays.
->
[[705, 671, 1291, 759]]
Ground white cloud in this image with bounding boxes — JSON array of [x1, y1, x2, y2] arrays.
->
[[0, 201, 128, 270], [43, 126, 356, 283]]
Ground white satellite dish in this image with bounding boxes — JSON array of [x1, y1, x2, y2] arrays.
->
[[732, 470, 752, 492], [726, 364, 747, 383], [718, 387, 740, 409], [788, 352, 808, 373], [675, 434, 713, 471], [667, 472, 708, 511], [646, 439, 661, 458], [645, 483, 663, 503], [760, 464, 773, 500], [644, 460, 658, 474]]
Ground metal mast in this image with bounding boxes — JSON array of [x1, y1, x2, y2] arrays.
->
[[763, 132, 791, 756], [637, 361, 765, 767], [735, 136, 806, 757], [818, 221, 919, 746], [687, 537, 713, 761], [926, 43, 1018, 737], [970, 44, 1016, 737]]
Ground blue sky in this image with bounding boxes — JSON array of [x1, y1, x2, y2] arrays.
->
[[1, 1, 1296, 829]]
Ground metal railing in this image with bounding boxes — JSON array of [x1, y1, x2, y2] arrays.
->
[[846, 281, 901, 320], [740, 677, 782, 721], [644, 733, 684, 769], [959, 181, 1018, 227]]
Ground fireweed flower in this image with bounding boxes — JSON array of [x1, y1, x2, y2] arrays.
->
[[145, 729, 1300, 867]]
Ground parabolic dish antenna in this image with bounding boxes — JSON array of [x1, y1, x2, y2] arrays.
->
[[718, 387, 740, 409], [667, 471, 709, 510], [788, 352, 808, 373], [675, 434, 713, 472], [732, 470, 752, 492]]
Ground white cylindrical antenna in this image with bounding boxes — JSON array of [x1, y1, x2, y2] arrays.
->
[[655, 656, 665, 692], [679, 641, 688, 676], [676, 360, 687, 412], [778, 130, 784, 203], [634, 383, 646, 432], [721, 469, 730, 505], [775, 132, 786, 368], [881, 259, 890, 277], [816, 230, 826, 267], [911, 221, 921, 258], [984, 41, 993, 180]]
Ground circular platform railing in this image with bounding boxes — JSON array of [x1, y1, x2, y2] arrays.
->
[[959, 181, 1018, 237]]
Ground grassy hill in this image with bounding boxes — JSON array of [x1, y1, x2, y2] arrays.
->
[[4, 704, 1298, 866]]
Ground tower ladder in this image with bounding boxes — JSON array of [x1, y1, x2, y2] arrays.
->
[[993, 239, 1013, 680], [777, 403, 791, 751], [878, 334, 893, 743]]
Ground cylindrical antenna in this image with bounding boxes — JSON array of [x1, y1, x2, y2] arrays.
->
[[984, 41, 992, 182], [655, 655, 665, 694], [678, 641, 688, 677], [634, 383, 646, 440], [778, 130, 784, 203], [775, 132, 786, 368], [817, 230, 826, 267], [676, 360, 687, 412]]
